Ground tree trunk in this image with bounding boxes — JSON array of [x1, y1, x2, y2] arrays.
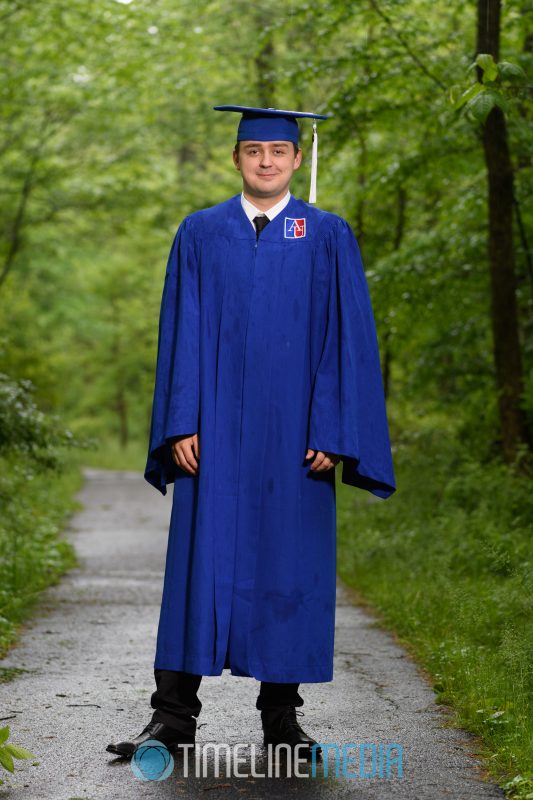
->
[[254, 16, 275, 108], [477, 0, 531, 460], [116, 382, 129, 449], [382, 185, 407, 400], [111, 326, 129, 448]]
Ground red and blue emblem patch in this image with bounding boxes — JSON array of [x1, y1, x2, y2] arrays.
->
[[284, 217, 306, 239]]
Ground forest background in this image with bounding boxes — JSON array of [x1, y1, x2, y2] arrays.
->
[[0, 0, 531, 796]]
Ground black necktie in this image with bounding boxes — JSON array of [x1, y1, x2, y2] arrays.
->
[[253, 214, 270, 240]]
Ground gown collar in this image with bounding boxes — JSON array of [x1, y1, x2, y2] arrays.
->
[[229, 192, 304, 242], [240, 190, 291, 227]]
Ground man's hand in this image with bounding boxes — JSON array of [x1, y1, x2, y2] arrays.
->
[[171, 433, 200, 476], [305, 448, 341, 472]]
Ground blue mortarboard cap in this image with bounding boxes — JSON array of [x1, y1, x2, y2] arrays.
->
[[213, 105, 329, 143], [213, 105, 331, 204]]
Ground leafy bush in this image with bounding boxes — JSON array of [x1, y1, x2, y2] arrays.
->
[[0, 726, 37, 785], [0, 373, 88, 656]]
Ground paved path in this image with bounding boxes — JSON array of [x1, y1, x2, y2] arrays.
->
[[0, 469, 504, 799]]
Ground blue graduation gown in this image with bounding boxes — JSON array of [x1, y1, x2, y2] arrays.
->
[[145, 193, 396, 683]]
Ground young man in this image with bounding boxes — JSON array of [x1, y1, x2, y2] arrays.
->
[[106, 105, 396, 761]]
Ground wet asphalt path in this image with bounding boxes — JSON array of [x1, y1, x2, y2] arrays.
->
[[0, 468, 504, 799]]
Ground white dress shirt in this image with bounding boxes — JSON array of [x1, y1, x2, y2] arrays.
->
[[240, 190, 291, 229]]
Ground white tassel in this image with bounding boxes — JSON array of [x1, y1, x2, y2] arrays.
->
[[309, 121, 318, 204]]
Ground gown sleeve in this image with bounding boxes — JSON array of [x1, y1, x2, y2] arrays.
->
[[144, 216, 200, 494], [307, 217, 396, 499]]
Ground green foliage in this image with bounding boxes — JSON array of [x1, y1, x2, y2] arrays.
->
[[0, 667, 31, 684], [0, 450, 82, 657], [0, 726, 36, 785], [0, 0, 531, 796], [450, 52, 528, 122], [0, 373, 84, 656], [0, 0, 531, 458], [0, 372, 75, 465], [337, 426, 533, 794], [503, 774, 533, 800]]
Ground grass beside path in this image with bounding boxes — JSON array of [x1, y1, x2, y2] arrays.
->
[[0, 438, 145, 666], [336, 424, 533, 798], [0, 453, 83, 663]]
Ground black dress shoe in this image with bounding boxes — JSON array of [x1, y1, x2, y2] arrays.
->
[[106, 720, 195, 759], [262, 706, 322, 759]]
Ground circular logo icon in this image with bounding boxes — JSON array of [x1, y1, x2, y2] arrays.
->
[[130, 738, 174, 781]]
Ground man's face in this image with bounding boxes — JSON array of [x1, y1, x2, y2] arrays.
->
[[233, 140, 302, 199]]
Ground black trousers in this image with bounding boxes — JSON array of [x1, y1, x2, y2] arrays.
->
[[150, 669, 304, 736]]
